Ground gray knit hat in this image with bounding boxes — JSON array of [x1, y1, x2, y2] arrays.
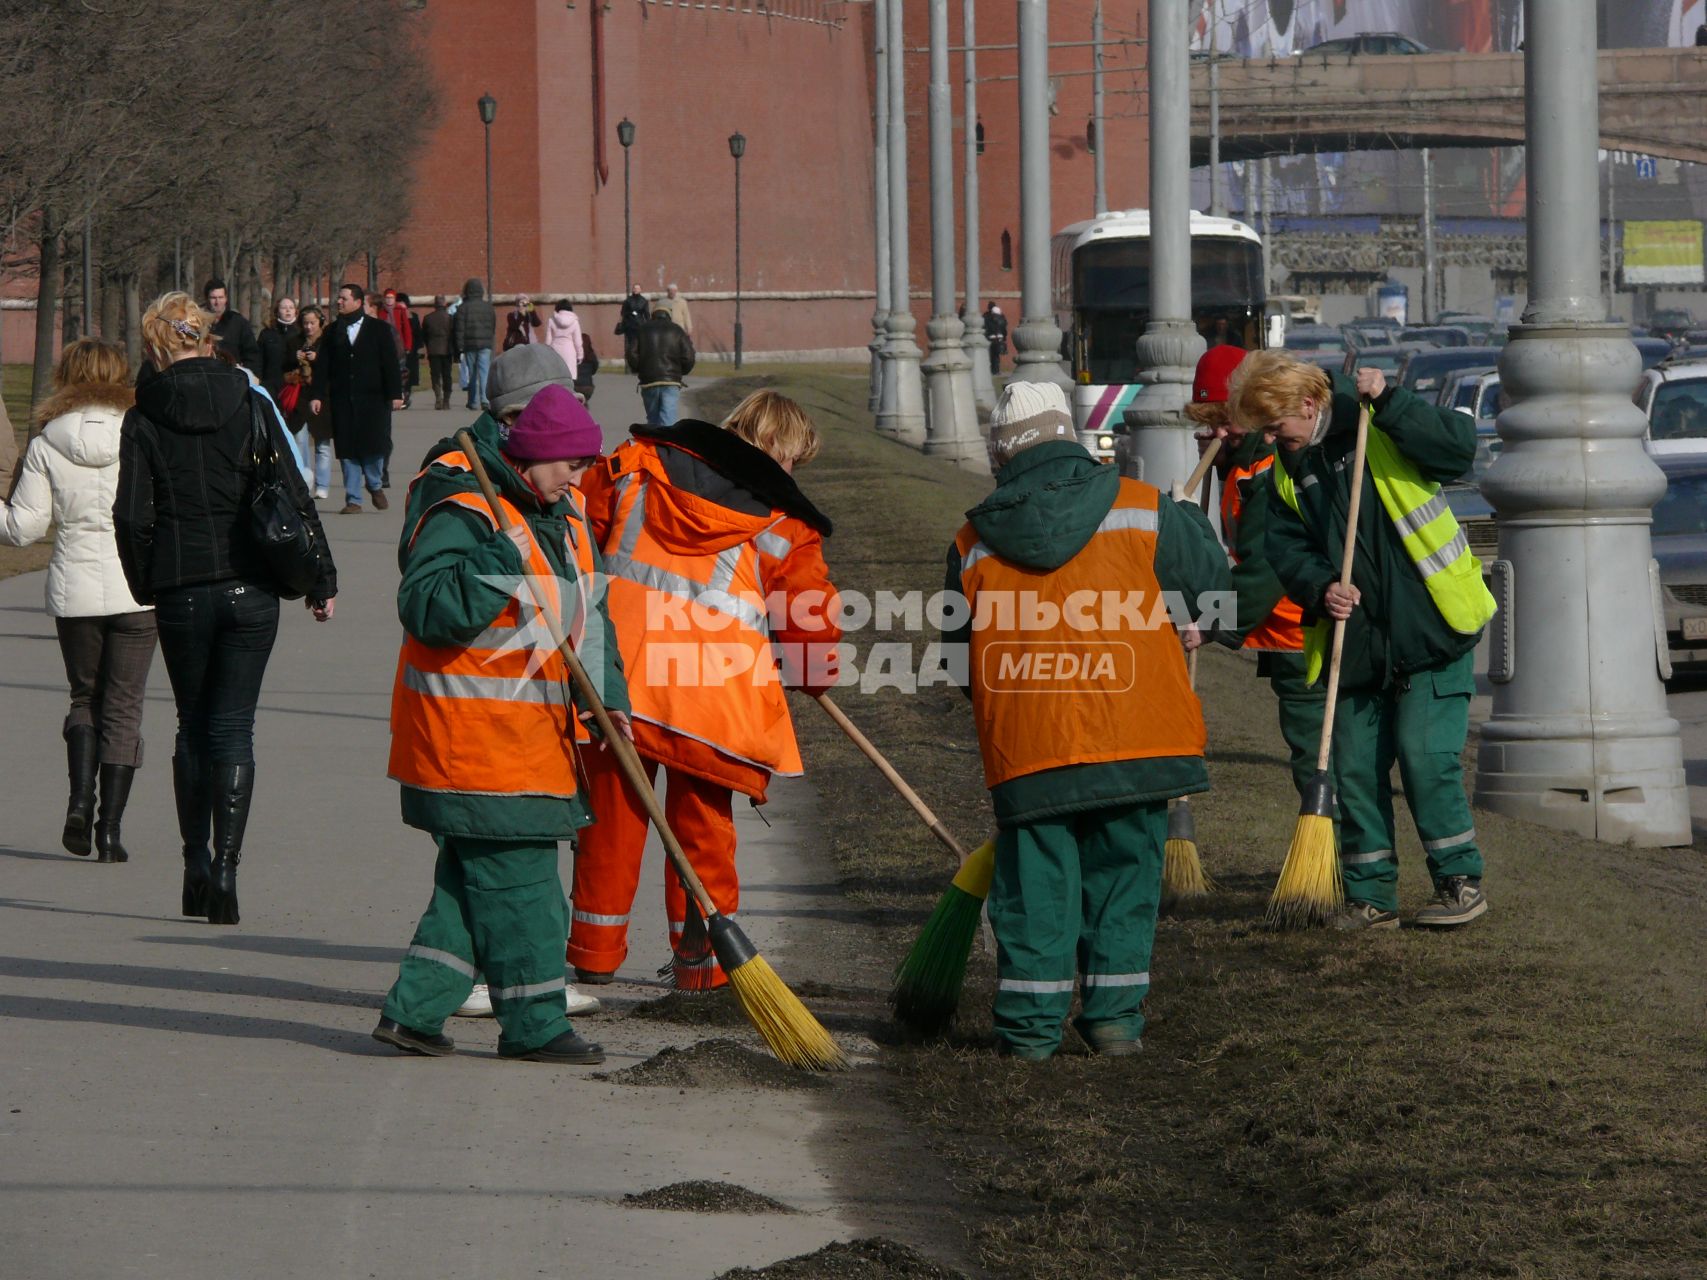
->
[[486, 344, 576, 414], [988, 380, 1075, 466]]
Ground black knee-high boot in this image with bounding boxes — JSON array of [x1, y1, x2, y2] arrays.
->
[[175, 752, 213, 916], [94, 764, 136, 863], [206, 763, 255, 926], [62, 725, 99, 856]]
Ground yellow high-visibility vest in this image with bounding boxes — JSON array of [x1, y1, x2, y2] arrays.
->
[[1271, 414, 1496, 684]]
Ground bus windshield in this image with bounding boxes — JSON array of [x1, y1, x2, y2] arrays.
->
[[1072, 236, 1264, 386]]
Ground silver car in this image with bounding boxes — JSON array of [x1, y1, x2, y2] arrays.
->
[[1651, 457, 1707, 669]]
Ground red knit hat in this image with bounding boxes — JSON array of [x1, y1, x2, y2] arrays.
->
[[1192, 345, 1248, 404]]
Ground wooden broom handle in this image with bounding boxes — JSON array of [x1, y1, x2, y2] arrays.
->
[[813, 693, 969, 863], [455, 433, 720, 918], [1313, 405, 1371, 771], [1178, 436, 1222, 502]]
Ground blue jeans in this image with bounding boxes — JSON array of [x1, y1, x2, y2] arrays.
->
[[641, 383, 681, 425], [314, 440, 334, 493], [342, 456, 385, 507], [466, 348, 492, 409], [153, 581, 280, 766]]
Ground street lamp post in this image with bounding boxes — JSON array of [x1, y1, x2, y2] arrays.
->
[[478, 93, 497, 296], [1473, 0, 1689, 846], [963, 0, 995, 412], [617, 117, 636, 296], [1012, 0, 1071, 387], [878, 0, 926, 443], [729, 132, 746, 369], [871, 0, 892, 413]]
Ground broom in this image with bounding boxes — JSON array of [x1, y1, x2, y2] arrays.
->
[[813, 693, 993, 1035], [458, 433, 846, 1070], [1263, 406, 1370, 929], [1161, 439, 1223, 905]]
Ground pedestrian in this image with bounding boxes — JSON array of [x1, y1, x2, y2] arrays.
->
[[114, 291, 337, 925], [575, 331, 599, 405], [453, 277, 497, 410], [942, 381, 1229, 1060], [308, 283, 403, 514], [257, 296, 302, 401], [204, 278, 260, 374], [420, 293, 456, 410], [626, 304, 694, 426], [294, 305, 335, 498], [1185, 347, 1324, 799], [1696, 22, 1706, 47], [503, 292, 542, 351], [616, 282, 649, 339], [0, 338, 157, 862], [1233, 350, 1497, 930], [983, 303, 1008, 375], [568, 390, 842, 990], [373, 383, 630, 1062], [663, 282, 693, 337], [543, 299, 584, 384], [379, 289, 416, 409]]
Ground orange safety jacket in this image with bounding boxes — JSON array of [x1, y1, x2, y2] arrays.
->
[[388, 450, 595, 801], [956, 477, 1205, 789], [583, 438, 837, 798], [1222, 452, 1305, 653]]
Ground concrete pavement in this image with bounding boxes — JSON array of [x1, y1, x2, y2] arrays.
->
[[0, 374, 884, 1279]]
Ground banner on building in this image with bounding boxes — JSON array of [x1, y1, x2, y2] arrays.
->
[[1623, 221, 1706, 285]]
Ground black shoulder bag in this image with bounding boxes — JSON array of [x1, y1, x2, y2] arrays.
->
[[245, 392, 320, 600]]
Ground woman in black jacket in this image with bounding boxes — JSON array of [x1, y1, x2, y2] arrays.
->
[[115, 291, 337, 926], [256, 296, 302, 400]]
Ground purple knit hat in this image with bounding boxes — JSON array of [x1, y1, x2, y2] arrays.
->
[[501, 384, 603, 461]]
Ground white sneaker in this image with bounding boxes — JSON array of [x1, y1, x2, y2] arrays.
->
[[314, 486, 328, 500], [454, 983, 495, 1018], [565, 984, 602, 1016]]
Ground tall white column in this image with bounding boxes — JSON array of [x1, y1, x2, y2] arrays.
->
[[962, 0, 995, 412], [871, 0, 892, 415], [1012, 0, 1072, 386], [878, 0, 927, 443]]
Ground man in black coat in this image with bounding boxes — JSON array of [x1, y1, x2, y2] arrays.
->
[[205, 278, 261, 374], [983, 302, 1009, 376], [625, 306, 695, 425], [616, 284, 650, 340], [309, 282, 403, 514]]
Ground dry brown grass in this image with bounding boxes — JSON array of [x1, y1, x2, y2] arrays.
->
[[694, 370, 1707, 1280]]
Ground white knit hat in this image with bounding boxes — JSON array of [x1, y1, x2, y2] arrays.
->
[[988, 380, 1075, 466]]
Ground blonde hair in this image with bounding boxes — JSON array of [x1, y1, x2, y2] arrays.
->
[[1226, 349, 1332, 429], [1183, 399, 1233, 429], [142, 291, 216, 370], [722, 389, 821, 467], [34, 338, 133, 424]]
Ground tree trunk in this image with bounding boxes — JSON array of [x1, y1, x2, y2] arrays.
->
[[124, 272, 143, 371], [61, 253, 78, 346], [31, 212, 60, 417], [100, 265, 122, 343]]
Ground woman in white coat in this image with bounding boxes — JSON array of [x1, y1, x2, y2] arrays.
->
[[0, 339, 157, 861]]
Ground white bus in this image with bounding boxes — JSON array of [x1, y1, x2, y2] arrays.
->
[[1052, 210, 1267, 459]]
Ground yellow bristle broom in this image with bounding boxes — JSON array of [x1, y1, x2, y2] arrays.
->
[[1264, 406, 1372, 928], [1161, 440, 1223, 906], [813, 694, 993, 1036], [459, 433, 845, 1070]]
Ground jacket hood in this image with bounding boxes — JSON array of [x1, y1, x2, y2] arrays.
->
[[631, 420, 831, 535], [134, 358, 252, 435], [41, 401, 128, 468], [967, 440, 1119, 571], [545, 312, 578, 338], [462, 278, 485, 300]]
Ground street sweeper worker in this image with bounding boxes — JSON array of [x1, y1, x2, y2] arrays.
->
[[1230, 350, 1497, 931], [942, 381, 1230, 1060], [373, 384, 631, 1063], [1183, 346, 1324, 799], [567, 389, 841, 990]]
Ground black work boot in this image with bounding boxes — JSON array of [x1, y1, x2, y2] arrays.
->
[[205, 762, 255, 926], [93, 764, 136, 863], [174, 752, 213, 916], [62, 725, 99, 856]]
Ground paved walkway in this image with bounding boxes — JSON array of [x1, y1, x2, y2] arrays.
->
[[0, 374, 871, 1278]]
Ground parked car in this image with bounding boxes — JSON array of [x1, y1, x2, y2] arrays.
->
[[1649, 308, 1695, 343], [1636, 358, 1707, 459], [1341, 343, 1428, 376], [1648, 457, 1707, 670], [1283, 324, 1347, 354], [1437, 365, 1498, 414], [1396, 347, 1503, 399], [1634, 337, 1680, 372], [1399, 325, 1473, 348], [1342, 320, 1399, 349], [1305, 32, 1429, 55]]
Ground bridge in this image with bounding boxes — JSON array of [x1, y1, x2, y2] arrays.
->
[[1189, 47, 1707, 166]]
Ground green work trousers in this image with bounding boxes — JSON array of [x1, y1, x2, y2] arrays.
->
[[1264, 650, 1328, 798], [381, 835, 573, 1055], [1330, 650, 1483, 912], [987, 801, 1166, 1059]]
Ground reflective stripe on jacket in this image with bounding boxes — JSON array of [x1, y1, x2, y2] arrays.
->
[[955, 477, 1205, 789], [388, 451, 594, 800], [1271, 416, 1497, 683], [1222, 451, 1304, 653]]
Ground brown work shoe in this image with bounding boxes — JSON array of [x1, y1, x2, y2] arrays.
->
[[338, 502, 362, 515], [370, 488, 389, 511]]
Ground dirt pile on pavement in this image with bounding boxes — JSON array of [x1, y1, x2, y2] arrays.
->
[[715, 1237, 967, 1279], [601, 1038, 828, 1092], [622, 1180, 796, 1214], [629, 989, 753, 1029]]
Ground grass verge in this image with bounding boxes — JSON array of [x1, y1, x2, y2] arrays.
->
[[1, 364, 51, 582], [694, 369, 1707, 1280]]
